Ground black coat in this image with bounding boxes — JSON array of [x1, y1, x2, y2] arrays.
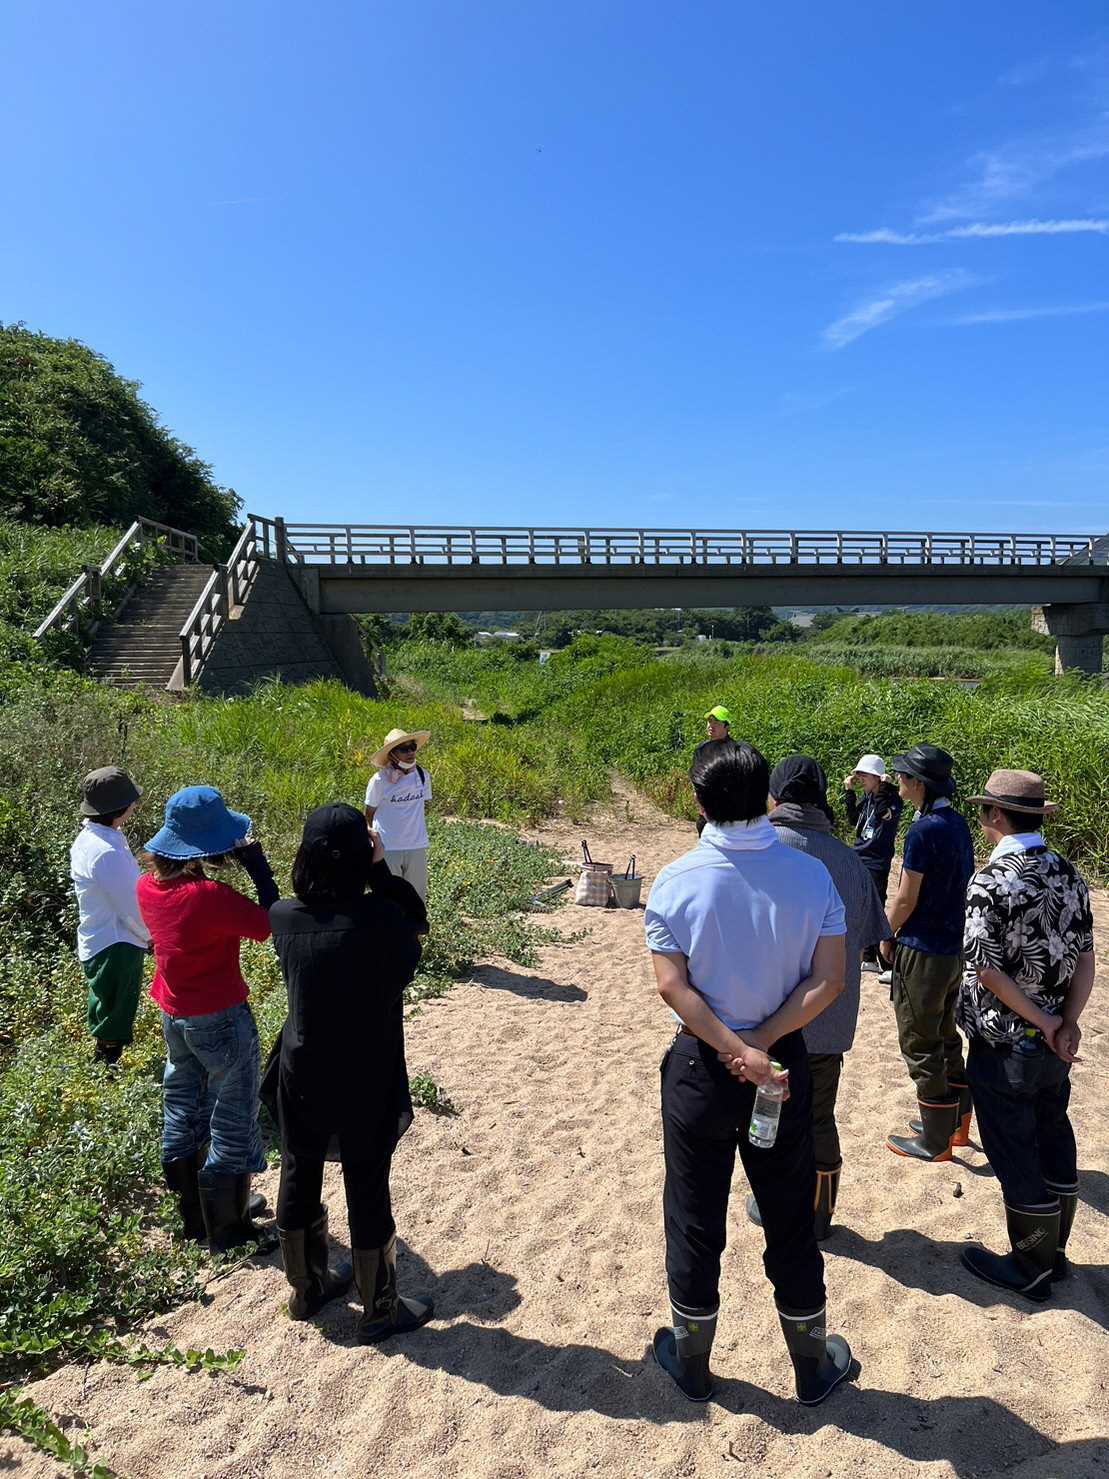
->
[[263, 862, 427, 1161]]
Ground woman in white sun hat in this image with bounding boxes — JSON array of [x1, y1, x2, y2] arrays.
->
[[842, 753, 902, 970], [364, 728, 432, 903]]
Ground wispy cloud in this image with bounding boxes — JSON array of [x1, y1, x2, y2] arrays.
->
[[821, 271, 976, 350], [919, 122, 1109, 223], [947, 300, 1109, 325], [836, 217, 1109, 245]]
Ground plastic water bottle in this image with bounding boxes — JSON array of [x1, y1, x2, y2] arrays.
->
[[748, 1064, 787, 1148]]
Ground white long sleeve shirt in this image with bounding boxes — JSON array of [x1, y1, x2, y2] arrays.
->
[[70, 821, 150, 961]]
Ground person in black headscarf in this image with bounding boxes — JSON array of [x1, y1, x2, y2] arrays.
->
[[266, 803, 434, 1340]]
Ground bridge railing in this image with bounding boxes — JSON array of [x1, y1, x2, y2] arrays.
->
[[34, 516, 199, 643], [277, 524, 1099, 568], [177, 513, 304, 687]]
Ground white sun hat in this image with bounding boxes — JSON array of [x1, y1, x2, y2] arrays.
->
[[854, 753, 886, 778]]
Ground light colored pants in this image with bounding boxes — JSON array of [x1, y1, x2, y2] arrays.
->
[[384, 847, 428, 903]]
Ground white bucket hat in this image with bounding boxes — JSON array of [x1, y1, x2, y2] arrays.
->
[[853, 753, 886, 778], [371, 727, 431, 770]]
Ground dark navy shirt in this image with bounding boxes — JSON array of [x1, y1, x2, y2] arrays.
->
[[898, 803, 975, 957]]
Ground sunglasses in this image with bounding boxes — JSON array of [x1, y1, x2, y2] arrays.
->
[[392, 742, 418, 755]]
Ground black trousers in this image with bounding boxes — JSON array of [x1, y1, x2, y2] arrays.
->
[[809, 1052, 843, 1169], [966, 1036, 1076, 1207], [277, 1140, 395, 1249], [661, 1029, 825, 1315]]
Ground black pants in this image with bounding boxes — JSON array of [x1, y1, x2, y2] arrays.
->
[[661, 1029, 825, 1315], [861, 862, 891, 960], [966, 1036, 1076, 1207], [809, 1052, 843, 1168], [277, 1141, 395, 1249]]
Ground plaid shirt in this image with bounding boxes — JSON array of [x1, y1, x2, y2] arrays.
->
[[957, 844, 1094, 1046]]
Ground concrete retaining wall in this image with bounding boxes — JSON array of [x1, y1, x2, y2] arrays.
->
[[196, 560, 376, 696]]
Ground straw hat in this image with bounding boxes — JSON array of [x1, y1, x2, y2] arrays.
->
[[966, 769, 1058, 815], [370, 727, 431, 770]]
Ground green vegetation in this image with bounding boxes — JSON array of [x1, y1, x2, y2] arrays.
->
[[755, 643, 1054, 680], [1, 323, 239, 551], [806, 609, 1053, 652]]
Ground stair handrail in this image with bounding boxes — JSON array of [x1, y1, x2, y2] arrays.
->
[[178, 513, 276, 687], [33, 516, 199, 641]]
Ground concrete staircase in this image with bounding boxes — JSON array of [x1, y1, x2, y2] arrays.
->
[[85, 564, 216, 688]]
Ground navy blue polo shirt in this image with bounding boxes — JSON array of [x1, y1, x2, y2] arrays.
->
[[898, 803, 975, 957]]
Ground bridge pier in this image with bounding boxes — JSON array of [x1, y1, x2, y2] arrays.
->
[[1033, 604, 1109, 675]]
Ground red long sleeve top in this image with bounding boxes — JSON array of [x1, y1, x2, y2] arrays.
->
[[137, 874, 272, 1018]]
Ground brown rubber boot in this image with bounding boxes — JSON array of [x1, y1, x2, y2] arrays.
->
[[887, 1101, 957, 1161]]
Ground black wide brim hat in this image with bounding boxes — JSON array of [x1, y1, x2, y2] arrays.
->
[[890, 743, 956, 797]]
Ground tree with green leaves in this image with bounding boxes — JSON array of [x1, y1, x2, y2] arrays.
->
[[0, 323, 240, 553]]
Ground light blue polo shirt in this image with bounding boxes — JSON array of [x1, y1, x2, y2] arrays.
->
[[645, 831, 847, 1032]]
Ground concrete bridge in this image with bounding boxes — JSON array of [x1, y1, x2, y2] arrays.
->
[[270, 520, 1109, 673]]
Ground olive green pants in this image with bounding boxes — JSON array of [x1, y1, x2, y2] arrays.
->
[[83, 941, 144, 1044], [891, 943, 966, 1102]]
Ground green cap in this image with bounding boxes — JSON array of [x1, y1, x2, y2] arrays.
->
[[704, 705, 732, 724]]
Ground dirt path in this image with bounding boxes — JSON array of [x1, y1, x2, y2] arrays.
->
[[4, 785, 1108, 1478]]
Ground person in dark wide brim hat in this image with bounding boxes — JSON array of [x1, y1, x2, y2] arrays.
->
[[956, 769, 1094, 1303], [265, 803, 434, 1340], [70, 767, 149, 1067], [136, 786, 279, 1256], [881, 743, 977, 1164]]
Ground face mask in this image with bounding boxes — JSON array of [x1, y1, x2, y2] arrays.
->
[[395, 759, 417, 771]]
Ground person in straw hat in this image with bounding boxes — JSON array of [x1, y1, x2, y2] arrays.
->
[[364, 727, 432, 903], [956, 770, 1094, 1302]]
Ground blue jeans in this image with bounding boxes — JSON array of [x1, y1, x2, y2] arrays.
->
[[161, 1001, 266, 1176]]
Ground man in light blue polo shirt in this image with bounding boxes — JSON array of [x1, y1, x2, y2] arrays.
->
[[646, 739, 853, 1408]]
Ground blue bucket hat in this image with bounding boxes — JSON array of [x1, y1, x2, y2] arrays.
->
[[144, 785, 251, 859]]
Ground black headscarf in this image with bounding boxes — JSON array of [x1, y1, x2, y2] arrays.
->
[[769, 754, 836, 825]]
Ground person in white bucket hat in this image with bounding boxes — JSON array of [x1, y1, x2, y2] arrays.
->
[[364, 728, 432, 903], [842, 754, 901, 972]]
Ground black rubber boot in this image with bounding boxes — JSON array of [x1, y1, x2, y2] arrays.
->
[[813, 1163, 842, 1242], [1046, 1180, 1078, 1279], [353, 1235, 433, 1343], [652, 1299, 717, 1402], [961, 1202, 1059, 1304], [194, 1146, 266, 1218], [887, 1100, 957, 1161], [278, 1208, 353, 1319], [746, 1194, 763, 1227], [199, 1171, 277, 1255], [93, 1040, 123, 1067], [163, 1155, 206, 1242], [909, 1083, 972, 1147], [777, 1303, 852, 1405]]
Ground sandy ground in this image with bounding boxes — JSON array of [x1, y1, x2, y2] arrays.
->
[[4, 785, 1108, 1479]]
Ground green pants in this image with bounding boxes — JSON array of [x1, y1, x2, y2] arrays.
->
[[891, 943, 966, 1102], [83, 942, 144, 1044]]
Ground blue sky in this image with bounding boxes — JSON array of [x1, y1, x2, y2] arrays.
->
[[4, 3, 1108, 533]]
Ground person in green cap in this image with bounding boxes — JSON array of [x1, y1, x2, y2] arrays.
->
[[704, 706, 732, 742]]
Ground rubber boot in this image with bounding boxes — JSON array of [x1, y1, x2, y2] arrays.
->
[[163, 1155, 207, 1242], [777, 1303, 852, 1406], [1046, 1180, 1078, 1280], [93, 1039, 123, 1067], [909, 1082, 972, 1148], [194, 1146, 266, 1218], [887, 1100, 957, 1161], [746, 1193, 763, 1227], [961, 1202, 1059, 1304], [353, 1235, 433, 1343], [278, 1208, 353, 1320], [652, 1299, 717, 1402], [813, 1163, 842, 1242], [199, 1171, 277, 1256]]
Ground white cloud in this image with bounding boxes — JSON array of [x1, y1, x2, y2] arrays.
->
[[821, 272, 976, 350], [948, 300, 1109, 325], [919, 124, 1109, 223], [836, 217, 1109, 245]]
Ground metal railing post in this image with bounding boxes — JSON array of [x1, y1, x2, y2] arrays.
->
[[275, 517, 288, 565], [180, 634, 192, 688]]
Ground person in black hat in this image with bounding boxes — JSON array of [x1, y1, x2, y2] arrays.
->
[[266, 804, 435, 1340], [69, 767, 149, 1066], [882, 744, 975, 1163]]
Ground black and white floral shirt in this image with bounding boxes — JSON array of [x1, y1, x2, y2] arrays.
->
[[957, 838, 1094, 1046]]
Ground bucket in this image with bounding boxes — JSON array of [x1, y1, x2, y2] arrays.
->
[[610, 874, 643, 909]]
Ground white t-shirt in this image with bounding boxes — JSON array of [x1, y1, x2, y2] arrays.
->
[[365, 766, 432, 851], [70, 821, 151, 961]]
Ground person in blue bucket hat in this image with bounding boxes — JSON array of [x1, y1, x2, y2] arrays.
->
[[137, 786, 279, 1255]]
